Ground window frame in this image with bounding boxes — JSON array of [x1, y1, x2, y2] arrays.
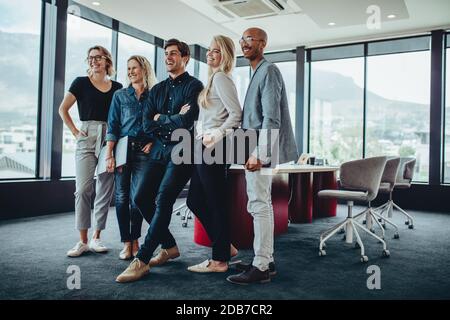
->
[[306, 35, 434, 183]]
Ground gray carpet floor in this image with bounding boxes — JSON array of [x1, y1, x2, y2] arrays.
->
[[0, 200, 449, 300]]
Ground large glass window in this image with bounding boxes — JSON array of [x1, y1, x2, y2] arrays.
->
[[275, 61, 296, 132], [186, 58, 195, 77], [444, 47, 450, 183], [199, 61, 208, 86], [232, 66, 250, 107], [116, 33, 155, 86], [61, 14, 112, 177], [309, 58, 364, 165], [0, 0, 41, 179], [366, 51, 430, 182]]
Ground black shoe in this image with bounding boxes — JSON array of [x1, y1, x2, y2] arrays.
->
[[234, 262, 276, 276], [226, 266, 270, 285]]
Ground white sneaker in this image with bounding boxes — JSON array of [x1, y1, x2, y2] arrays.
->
[[89, 238, 108, 253], [67, 241, 90, 257]]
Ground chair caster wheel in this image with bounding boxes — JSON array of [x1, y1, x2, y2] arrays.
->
[[405, 221, 410, 225], [408, 224, 414, 229], [382, 249, 390, 257], [182, 222, 187, 227], [342, 235, 346, 241], [176, 212, 180, 216], [362, 220, 366, 225], [187, 216, 192, 220], [361, 256, 368, 263], [319, 250, 326, 256], [394, 233, 400, 239], [370, 228, 375, 233], [378, 218, 382, 222], [338, 228, 345, 234], [354, 242, 360, 249]]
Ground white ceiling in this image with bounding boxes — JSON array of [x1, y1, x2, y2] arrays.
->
[[74, 0, 450, 52]]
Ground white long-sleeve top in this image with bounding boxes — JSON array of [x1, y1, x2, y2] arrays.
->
[[195, 71, 242, 143]]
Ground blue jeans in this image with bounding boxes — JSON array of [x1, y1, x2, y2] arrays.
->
[[135, 160, 193, 264], [114, 150, 150, 242]]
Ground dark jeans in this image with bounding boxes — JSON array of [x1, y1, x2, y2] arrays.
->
[[135, 160, 193, 264], [114, 150, 151, 242], [187, 148, 231, 262]]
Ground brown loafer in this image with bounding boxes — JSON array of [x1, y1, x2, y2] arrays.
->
[[234, 262, 277, 276], [148, 245, 180, 267], [116, 258, 150, 283], [226, 266, 270, 285]]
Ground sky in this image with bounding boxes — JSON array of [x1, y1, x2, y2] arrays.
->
[[0, 0, 41, 35], [0, 0, 446, 107], [313, 50, 432, 105]]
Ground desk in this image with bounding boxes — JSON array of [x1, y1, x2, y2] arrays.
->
[[194, 166, 289, 249], [281, 164, 339, 223], [193, 164, 339, 248]]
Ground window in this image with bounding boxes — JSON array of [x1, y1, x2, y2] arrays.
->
[[61, 14, 112, 177], [116, 33, 155, 87], [444, 47, 450, 183], [232, 66, 250, 107], [366, 51, 430, 182], [186, 58, 195, 77], [0, 0, 41, 179], [199, 61, 208, 86], [275, 61, 296, 132], [309, 58, 364, 165]]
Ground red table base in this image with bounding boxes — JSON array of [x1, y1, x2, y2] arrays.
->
[[288, 171, 337, 223], [313, 171, 337, 218], [194, 171, 289, 249]]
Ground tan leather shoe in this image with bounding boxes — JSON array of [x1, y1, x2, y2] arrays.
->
[[231, 244, 239, 258], [148, 246, 180, 267], [119, 245, 132, 260], [132, 240, 139, 257], [116, 258, 150, 283]]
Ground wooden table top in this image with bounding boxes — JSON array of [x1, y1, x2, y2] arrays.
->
[[229, 163, 339, 173]]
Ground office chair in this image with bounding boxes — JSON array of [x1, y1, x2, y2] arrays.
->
[[318, 156, 390, 263], [375, 157, 416, 229], [360, 157, 401, 240]]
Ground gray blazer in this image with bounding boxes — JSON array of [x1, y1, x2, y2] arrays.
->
[[242, 58, 298, 165]]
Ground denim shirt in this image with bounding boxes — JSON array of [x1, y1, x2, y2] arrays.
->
[[105, 86, 151, 143], [143, 72, 204, 162]]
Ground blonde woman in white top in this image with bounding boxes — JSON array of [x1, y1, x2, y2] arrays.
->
[[187, 35, 242, 273]]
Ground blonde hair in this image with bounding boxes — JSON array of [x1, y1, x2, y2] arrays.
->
[[126, 55, 157, 90], [198, 35, 235, 108], [86, 45, 115, 77]]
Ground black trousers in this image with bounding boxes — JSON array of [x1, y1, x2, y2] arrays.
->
[[187, 160, 231, 262], [135, 159, 193, 264]]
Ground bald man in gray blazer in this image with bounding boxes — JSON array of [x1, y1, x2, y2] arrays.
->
[[227, 27, 298, 285]]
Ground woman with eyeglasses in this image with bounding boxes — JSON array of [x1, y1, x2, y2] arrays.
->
[[105, 55, 156, 260], [59, 45, 122, 257], [186, 35, 242, 273]]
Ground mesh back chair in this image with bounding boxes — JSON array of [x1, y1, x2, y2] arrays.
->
[[361, 157, 401, 240], [318, 156, 390, 263], [174, 183, 193, 228], [174, 203, 193, 228], [375, 157, 416, 229]]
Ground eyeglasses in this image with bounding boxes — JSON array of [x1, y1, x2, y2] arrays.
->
[[86, 55, 106, 62], [239, 36, 264, 45]]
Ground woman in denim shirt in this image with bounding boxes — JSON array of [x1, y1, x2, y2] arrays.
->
[[105, 55, 156, 260]]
